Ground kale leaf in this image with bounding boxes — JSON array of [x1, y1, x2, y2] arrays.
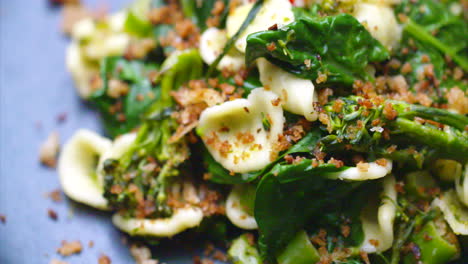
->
[[394, 0, 468, 93], [245, 13, 389, 86], [254, 159, 360, 261], [90, 57, 160, 137]]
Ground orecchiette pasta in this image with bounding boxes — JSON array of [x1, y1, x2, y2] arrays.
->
[[257, 58, 319, 121], [226, 185, 258, 230], [331, 159, 393, 181], [66, 12, 130, 98], [360, 175, 397, 253], [58, 129, 112, 210], [353, 3, 402, 51], [197, 88, 285, 173], [226, 0, 294, 53], [199, 27, 245, 72], [112, 207, 204, 237], [433, 190, 468, 235]]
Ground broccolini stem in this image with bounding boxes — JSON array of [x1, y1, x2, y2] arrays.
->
[[392, 118, 468, 162], [404, 19, 468, 71]]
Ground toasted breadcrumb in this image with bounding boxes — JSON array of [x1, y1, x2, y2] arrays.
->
[[48, 209, 58, 221], [98, 254, 112, 264], [130, 244, 159, 264], [49, 259, 69, 264], [39, 131, 60, 168], [446, 87, 468, 114], [356, 161, 369, 172], [57, 240, 82, 256], [46, 189, 63, 202], [61, 4, 92, 34]]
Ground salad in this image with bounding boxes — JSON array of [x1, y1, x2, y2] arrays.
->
[[58, 0, 468, 263]]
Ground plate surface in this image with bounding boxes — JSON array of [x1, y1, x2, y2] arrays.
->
[[0, 1, 208, 263]]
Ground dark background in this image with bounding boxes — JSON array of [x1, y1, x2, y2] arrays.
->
[[0, 1, 203, 263]]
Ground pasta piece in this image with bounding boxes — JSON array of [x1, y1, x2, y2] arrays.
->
[[112, 207, 204, 237], [433, 190, 468, 235], [96, 133, 137, 184], [66, 12, 130, 98], [331, 159, 392, 181], [257, 58, 318, 121], [65, 43, 99, 98], [197, 88, 285, 173], [199, 27, 245, 71], [226, 185, 258, 230], [73, 12, 130, 60], [58, 129, 112, 210], [353, 3, 401, 51], [360, 175, 397, 253], [226, 0, 294, 52], [455, 164, 468, 207]]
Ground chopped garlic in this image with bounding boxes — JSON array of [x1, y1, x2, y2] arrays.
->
[[353, 3, 401, 51], [112, 207, 203, 237], [360, 175, 397, 253], [226, 0, 294, 53], [257, 58, 318, 121], [198, 88, 285, 173], [58, 130, 112, 210], [199, 27, 245, 71], [226, 185, 258, 230]]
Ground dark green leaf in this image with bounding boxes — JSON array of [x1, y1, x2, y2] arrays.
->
[[254, 160, 361, 260], [245, 13, 389, 86], [90, 57, 160, 137]]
